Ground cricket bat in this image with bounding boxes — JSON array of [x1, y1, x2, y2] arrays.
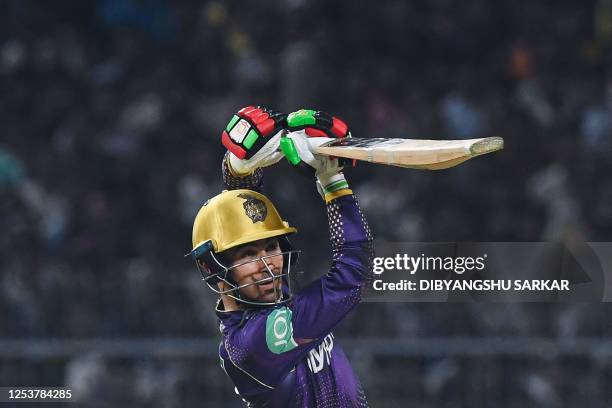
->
[[309, 136, 504, 170]]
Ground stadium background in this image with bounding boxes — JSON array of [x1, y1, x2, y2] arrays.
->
[[1, 0, 612, 406]]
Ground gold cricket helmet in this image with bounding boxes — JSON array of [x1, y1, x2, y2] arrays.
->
[[190, 189, 296, 259], [189, 189, 299, 306]]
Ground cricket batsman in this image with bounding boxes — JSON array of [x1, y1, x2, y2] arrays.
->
[[189, 106, 374, 407]]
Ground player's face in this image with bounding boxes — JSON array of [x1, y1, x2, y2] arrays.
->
[[224, 238, 284, 303]]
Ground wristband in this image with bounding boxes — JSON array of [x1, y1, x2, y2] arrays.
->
[[317, 173, 352, 203]]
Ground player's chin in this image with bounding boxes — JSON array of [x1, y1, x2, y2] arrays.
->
[[256, 293, 274, 303], [257, 285, 282, 302], [259, 287, 279, 300]]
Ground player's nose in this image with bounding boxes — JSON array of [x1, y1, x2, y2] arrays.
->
[[256, 251, 277, 273], [258, 254, 273, 270]]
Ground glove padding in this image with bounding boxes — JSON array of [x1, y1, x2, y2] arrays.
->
[[286, 109, 351, 138], [227, 130, 284, 176], [222, 106, 287, 175], [282, 130, 349, 199]]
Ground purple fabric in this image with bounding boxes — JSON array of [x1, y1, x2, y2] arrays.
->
[[215, 194, 374, 407]]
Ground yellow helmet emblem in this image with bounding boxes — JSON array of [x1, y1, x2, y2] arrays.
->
[[237, 192, 267, 223], [191, 189, 297, 257]]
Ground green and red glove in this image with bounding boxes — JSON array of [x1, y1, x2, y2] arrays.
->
[[284, 109, 350, 139], [280, 109, 352, 201], [222, 106, 287, 175], [280, 109, 351, 169]]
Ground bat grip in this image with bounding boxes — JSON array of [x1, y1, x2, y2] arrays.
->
[[307, 137, 334, 152]]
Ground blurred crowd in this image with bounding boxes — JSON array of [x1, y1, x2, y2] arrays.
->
[[1, 0, 612, 406]]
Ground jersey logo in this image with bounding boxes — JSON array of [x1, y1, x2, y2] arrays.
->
[[307, 333, 334, 374], [265, 307, 298, 354], [238, 193, 267, 223]]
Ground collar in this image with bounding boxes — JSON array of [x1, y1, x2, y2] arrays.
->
[[215, 298, 246, 335], [215, 298, 244, 317]]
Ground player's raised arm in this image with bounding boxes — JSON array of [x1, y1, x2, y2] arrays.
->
[[281, 109, 375, 339], [221, 106, 287, 192]]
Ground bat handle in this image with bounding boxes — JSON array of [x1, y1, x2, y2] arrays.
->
[[306, 137, 335, 151]]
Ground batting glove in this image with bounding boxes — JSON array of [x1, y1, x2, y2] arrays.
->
[[222, 106, 287, 175], [281, 130, 351, 201], [285, 109, 351, 138]]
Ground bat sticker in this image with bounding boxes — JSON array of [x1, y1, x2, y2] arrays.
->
[[321, 138, 407, 148]]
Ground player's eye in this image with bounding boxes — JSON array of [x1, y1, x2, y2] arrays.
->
[[265, 241, 280, 253], [230, 248, 257, 264]]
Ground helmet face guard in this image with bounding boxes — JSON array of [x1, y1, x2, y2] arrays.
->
[[191, 237, 300, 306]]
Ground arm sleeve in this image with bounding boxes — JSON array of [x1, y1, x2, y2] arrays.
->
[[290, 193, 374, 339], [222, 151, 264, 192]]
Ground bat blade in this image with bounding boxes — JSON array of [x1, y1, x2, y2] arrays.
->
[[311, 136, 504, 170]]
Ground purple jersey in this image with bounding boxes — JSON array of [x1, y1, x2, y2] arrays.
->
[[216, 193, 373, 407]]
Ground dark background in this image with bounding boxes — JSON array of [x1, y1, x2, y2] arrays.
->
[[1, 0, 612, 406]]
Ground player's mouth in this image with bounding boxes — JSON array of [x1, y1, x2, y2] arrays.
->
[[256, 275, 279, 291], [258, 282, 275, 291]]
